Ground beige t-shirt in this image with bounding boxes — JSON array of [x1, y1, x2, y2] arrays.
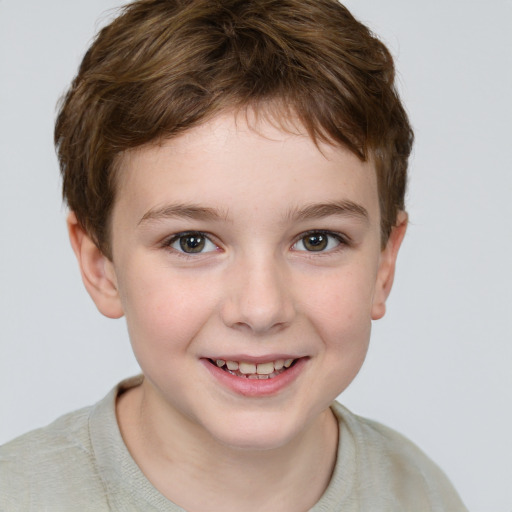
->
[[0, 376, 467, 511]]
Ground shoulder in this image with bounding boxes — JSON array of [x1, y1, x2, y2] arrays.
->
[[0, 405, 109, 511], [1, 404, 92, 458], [329, 402, 467, 511]]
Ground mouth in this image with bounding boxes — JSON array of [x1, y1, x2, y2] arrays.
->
[[207, 358, 298, 380]]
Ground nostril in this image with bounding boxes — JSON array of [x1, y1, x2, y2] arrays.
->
[[219, 270, 295, 334]]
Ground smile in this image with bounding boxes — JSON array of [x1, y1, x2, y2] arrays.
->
[[203, 356, 307, 397], [209, 358, 296, 379]]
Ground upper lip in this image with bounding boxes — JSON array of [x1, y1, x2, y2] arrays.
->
[[204, 354, 305, 363]]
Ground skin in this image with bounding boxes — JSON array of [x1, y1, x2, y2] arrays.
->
[[68, 111, 407, 512]]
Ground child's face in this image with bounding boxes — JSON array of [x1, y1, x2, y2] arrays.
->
[[79, 111, 405, 450]]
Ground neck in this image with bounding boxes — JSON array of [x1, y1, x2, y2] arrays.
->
[[117, 380, 339, 512]]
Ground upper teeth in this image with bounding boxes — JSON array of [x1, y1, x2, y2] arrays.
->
[[215, 358, 295, 374]]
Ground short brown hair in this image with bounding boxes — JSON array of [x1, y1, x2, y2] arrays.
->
[[55, 0, 413, 258]]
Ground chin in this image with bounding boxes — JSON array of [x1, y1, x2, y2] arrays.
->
[[216, 431, 297, 452], [205, 415, 304, 452]]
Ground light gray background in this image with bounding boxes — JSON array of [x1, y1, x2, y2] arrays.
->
[[1, 1, 511, 510]]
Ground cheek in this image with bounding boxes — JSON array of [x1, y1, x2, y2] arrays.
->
[[299, 267, 375, 386], [317, 290, 372, 366], [117, 266, 217, 357], [303, 266, 376, 335]]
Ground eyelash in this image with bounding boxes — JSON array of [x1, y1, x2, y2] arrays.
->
[[162, 231, 219, 256], [161, 230, 350, 257], [291, 230, 350, 254]]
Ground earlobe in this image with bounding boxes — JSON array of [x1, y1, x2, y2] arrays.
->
[[371, 211, 408, 320], [67, 212, 124, 319]]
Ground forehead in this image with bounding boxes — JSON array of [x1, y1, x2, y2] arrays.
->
[[113, 111, 380, 226]]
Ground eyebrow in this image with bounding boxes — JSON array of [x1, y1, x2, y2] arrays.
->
[[138, 200, 369, 226], [139, 204, 229, 225], [288, 200, 369, 222]]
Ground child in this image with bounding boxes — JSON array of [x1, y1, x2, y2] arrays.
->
[[0, 0, 467, 510]]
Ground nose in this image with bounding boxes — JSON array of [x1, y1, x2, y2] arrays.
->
[[220, 254, 296, 335]]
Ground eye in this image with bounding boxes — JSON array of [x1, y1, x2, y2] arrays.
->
[[292, 231, 343, 252], [168, 232, 218, 254]]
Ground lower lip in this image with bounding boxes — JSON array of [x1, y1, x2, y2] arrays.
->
[[201, 358, 308, 397]]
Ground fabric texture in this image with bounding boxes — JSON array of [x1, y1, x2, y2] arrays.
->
[[0, 376, 467, 511]]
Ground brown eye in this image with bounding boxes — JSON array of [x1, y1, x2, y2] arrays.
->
[[292, 232, 343, 253], [180, 234, 205, 253], [302, 233, 328, 251], [168, 232, 217, 254]]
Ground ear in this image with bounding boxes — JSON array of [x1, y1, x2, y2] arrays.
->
[[67, 212, 124, 319], [371, 211, 408, 320]]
